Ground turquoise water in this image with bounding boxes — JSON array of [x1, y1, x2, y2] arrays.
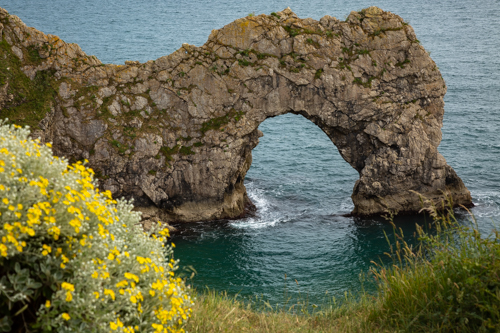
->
[[3, 0, 500, 305]]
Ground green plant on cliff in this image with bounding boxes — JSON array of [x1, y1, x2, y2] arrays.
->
[[200, 109, 245, 135], [0, 121, 193, 332], [0, 38, 58, 129], [314, 69, 324, 80]]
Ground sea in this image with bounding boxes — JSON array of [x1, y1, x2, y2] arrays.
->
[[2, 0, 500, 306]]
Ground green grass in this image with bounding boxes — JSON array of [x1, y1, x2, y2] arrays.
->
[[185, 289, 381, 333], [185, 200, 500, 332]]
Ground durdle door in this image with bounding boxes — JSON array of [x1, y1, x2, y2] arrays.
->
[[0, 6, 472, 222]]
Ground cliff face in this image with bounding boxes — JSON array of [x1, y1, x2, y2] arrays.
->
[[0, 6, 472, 222]]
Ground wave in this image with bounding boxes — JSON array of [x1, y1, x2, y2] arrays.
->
[[230, 182, 290, 230]]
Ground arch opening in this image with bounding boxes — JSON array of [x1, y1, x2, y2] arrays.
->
[[242, 113, 359, 222]]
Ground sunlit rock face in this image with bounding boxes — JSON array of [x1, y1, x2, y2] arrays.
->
[[0, 6, 471, 222]]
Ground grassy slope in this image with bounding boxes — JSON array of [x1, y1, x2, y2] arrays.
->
[[185, 290, 384, 333]]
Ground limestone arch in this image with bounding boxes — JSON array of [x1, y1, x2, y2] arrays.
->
[[0, 6, 472, 222]]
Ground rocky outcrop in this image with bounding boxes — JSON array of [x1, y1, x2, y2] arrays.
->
[[0, 6, 472, 221]]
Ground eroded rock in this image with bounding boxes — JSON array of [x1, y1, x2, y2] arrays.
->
[[0, 6, 472, 221]]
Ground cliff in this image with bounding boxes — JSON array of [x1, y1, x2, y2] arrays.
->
[[0, 6, 472, 222]]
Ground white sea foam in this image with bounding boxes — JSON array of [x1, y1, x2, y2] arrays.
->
[[230, 183, 288, 229]]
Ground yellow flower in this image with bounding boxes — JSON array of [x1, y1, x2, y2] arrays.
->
[[110, 322, 118, 330], [61, 313, 70, 321], [1, 198, 7, 205], [116, 280, 128, 288], [45, 300, 51, 308], [65, 291, 73, 302], [62, 282, 75, 292], [94, 291, 99, 299], [104, 289, 115, 300], [41, 244, 51, 256], [124, 272, 139, 283]]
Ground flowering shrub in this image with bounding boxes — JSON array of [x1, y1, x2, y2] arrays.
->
[[0, 121, 193, 332]]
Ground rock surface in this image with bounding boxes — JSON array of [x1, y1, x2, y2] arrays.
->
[[0, 6, 472, 221]]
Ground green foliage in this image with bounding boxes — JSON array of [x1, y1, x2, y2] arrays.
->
[[0, 122, 192, 332], [270, 12, 281, 19], [395, 59, 411, 69], [179, 146, 195, 156], [160, 145, 180, 163], [0, 38, 58, 129], [26, 45, 43, 65], [341, 47, 353, 56], [314, 69, 324, 80], [306, 38, 320, 48], [239, 49, 250, 57], [283, 25, 300, 37], [353, 76, 373, 88], [238, 58, 250, 67], [200, 109, 245, 135], [369, 201, 500, 332]]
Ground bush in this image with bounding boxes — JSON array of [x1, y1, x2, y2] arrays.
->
[[369, 202, 500, 332], [0, 121, 193, 332]]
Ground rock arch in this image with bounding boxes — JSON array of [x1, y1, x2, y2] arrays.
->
[[0, 6, 472, 222]]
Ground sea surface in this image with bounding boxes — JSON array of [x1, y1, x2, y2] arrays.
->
[[3, 0, 500, 305]]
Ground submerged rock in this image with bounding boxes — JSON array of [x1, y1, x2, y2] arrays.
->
[[0, 6, 472, 221]]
